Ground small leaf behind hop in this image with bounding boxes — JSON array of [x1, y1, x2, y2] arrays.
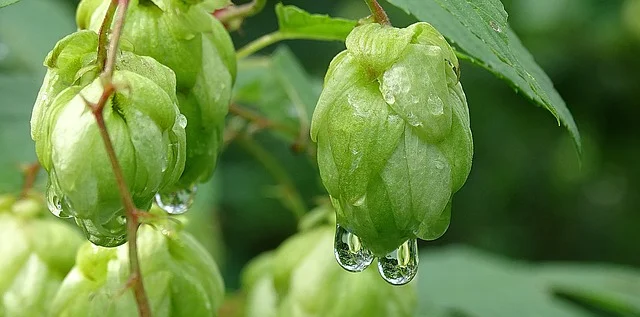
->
[[0, 0, 20, 9], [537, 264, 640, 315], [233, 46, 321, 144], [386, 0, 582, 152], [417, 246, 591, 317], [275, 3, 357, 41]]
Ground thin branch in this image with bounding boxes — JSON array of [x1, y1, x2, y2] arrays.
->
[[237, 134, 306, 220], [97, 0, 118, 69], [236, 31, 288, 59], [103, 0, 129, 80], [214, 0, 266, 27], [91, 0, 151, 316], [364, 0, 391, 25], [229, 103, 298, 136], [19, 162, 40, 199]]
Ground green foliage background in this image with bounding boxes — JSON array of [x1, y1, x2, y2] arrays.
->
[[0, 0, 639, 315]]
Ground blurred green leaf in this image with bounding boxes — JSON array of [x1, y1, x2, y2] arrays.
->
[[232, 46, 321, 144], [416, 246, 590, 317], [0, 0, 20, 9], [182, 176, 225, 264], [386, 0, 582, 151], [538, 264, 640, 315], [0, 74, 40, 193], [0, 0, 76, 74], [271, 46, 319, 128], [0, 0, 76, 193], [276, 3, 357, 41]]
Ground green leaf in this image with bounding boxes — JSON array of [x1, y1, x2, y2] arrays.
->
[[271, 46, 319, 125], [0, 74, 40, 193], [232, 46, 322, 144], [386, 0, 582, 151], [0, 0, 20, 9], [275, 3, 357, 41], [416, 246, 591, 317], [537, 264, 640, 315]]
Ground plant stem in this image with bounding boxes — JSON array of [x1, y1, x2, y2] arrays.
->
[[237, 134, 306, 220], [364, 0, 390, 25], [19, 162, 40, 199], [103, 0, 129, 80], [215, 0, 266, 25], [97, 0, 118, 69], [236, 31, 288, 59], [229, 103, 298, 137], [91, 0, 151, 316]]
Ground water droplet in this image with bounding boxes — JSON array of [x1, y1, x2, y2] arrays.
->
[[353, 195, 366, 207], [383, 90, 396, 105], [377, 239, 419, 285], [45, 187, 72, 219], [489, 21, 502, 33], [176, 114, 187, 129], [155, 186, 197, 215], [334, 224, 374, 272], [427, 94, 445, 116]]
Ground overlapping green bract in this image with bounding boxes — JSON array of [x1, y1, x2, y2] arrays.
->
[[311, 22, 473, 256], [78, 0, 236, 191], [30, 31, 187, 247], [242, 223, 416, 317], [0, 194, 83, 316], [50, 221, 225, 316]]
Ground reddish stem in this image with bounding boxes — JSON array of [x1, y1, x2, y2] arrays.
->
[[364, 0, 391, 25], [92, 0, 151, 316], [19, 162, 40, 199]]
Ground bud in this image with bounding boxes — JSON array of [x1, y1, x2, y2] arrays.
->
[[50, 223, 225, 316], [78, 0, 236, 192], [31, 31, 187, 247], [0, 193, 83, 316], [241, 222, 417, 317], [310, 23, 473, 257]]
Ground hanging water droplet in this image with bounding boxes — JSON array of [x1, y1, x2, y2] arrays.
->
[[377, 239, 419, 285], [155, 186, 197, 215], [45, 187, 71, 219], [334, 224, 374, 272]]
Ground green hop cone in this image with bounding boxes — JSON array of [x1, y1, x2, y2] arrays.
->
[[241, 220, 416, 317], [50, 219, 225, 316], [311, 23, 473, 259], [0, 193, 83, 316], [31, 31, 187, 247], [78, 0, 236, 196]]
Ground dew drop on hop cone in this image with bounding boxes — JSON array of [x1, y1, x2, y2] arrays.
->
[[334, 224, 374, 272], [377, 239, 419, 285], [46, 186, 72, 219], [155, 186, 197, 215]]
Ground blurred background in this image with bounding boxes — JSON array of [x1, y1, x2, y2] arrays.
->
[[1, 0, 639, 314]]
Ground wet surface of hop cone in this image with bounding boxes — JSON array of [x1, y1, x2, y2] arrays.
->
[[50, 221, 224, 316], [242, 223, 416, 317], [311, 23, 473, 256], [30, 31, 187, 247], [0, 194, 83, 316], [78, 0, 236, 191]]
